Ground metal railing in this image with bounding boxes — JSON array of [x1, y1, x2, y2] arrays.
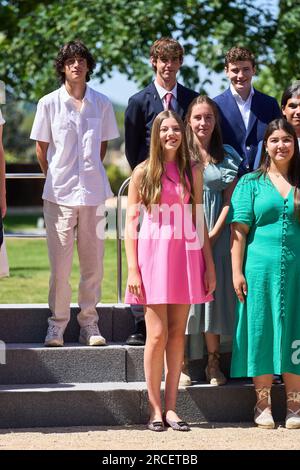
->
[[5, 172, 130, 302], [116, 177, 130, 303]]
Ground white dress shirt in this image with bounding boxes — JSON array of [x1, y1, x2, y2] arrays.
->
[[154, 80, 178, 110], [230, 84, 254, 130], [0, 109, 5, 126], [30, 85, 119, 206]]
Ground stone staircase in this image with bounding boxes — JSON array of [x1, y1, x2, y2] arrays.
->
[[0, 304, 286, 428]]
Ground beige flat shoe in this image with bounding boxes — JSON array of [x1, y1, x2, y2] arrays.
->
[[179, 356, 192, 386], [205, 352, 227, 386], [254, 387, 275, 429], [285, 391, 300, 429]]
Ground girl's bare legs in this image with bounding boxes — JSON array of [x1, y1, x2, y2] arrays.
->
[[164, 304, 190, 421], [144, 304, 168, 421]]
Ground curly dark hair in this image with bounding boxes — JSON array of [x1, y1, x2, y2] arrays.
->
[[55, 40, 96, 84]]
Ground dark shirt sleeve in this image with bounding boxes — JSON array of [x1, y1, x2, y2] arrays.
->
[[271, 98, 282, 120], [124, 96, 146, 170]]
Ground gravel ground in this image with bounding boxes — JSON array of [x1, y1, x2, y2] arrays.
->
[[0, 422, 299, 450]]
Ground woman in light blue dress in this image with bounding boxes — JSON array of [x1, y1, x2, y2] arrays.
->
[[183, 96, 241, 385]]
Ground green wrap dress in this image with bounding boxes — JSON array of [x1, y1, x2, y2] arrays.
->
[[228, 172, 300, 377]]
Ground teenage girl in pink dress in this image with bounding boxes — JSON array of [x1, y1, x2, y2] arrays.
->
[[125, 110, 215, 431]]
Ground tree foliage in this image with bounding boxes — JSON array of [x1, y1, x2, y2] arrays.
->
[[0, 0, 280, 101]]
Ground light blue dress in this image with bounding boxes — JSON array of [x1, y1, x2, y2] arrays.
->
[[186, 145, 242, 360]]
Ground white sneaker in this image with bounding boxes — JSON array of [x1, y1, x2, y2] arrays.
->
[[79, 324, 106, 346], [179, 370, 192, 387], [44, 324, 64, 347]]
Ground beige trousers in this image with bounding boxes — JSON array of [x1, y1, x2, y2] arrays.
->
[[43, 200, 105, 330]]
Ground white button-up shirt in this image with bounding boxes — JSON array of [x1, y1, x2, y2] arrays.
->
[[230, 84, 254, 130], [154, 80, 178, 110], [0, 109, 5, 126], [30, 85, 119, 206]]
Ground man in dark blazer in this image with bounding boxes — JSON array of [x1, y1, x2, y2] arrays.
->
[[125, 37, 198, 170], [214, 46, 281, 175], [124, 38, 198, 345]]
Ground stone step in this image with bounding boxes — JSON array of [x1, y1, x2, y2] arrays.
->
[[0, 343, 144, 384], [0, 381, 286, 428], [0, 341, 233, 385], [0, 304, 134, 343]]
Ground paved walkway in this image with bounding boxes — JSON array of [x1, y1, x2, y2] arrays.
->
[[0, 423, 299, 450]]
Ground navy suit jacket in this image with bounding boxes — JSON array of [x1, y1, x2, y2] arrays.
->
[[214, 88, 281, 175], [125, 82, 198, 169]]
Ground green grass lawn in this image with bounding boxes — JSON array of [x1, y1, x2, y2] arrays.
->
[[0, 239, 127, 304]]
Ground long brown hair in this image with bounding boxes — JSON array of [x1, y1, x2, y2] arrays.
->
[[185, 95, 224, 165], [258, 118, 300, 221], [140, 110, 194, 210]]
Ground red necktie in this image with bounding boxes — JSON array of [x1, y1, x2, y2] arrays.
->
[[165, 92, 173, 110]]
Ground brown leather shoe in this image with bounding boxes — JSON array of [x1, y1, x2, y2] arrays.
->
[[126, 321, 146, 346]]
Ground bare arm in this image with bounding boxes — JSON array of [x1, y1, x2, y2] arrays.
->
[[0, 125, 6, 217], [36, 141, 49, 176], [230, 222, 249, 303], [100, 141, 108, 161], [193, 164, 216, 295], [124, 166, 143, 298], [209, 177, 238, 245]]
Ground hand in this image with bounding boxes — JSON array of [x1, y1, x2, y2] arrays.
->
[[127, 268, 143, 298], [204, 263, 216, 296], [233, 273, 247, 303], [208, 230, 218, 247]]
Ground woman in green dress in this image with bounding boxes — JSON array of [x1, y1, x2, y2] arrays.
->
[[229, 119, 300, 429]]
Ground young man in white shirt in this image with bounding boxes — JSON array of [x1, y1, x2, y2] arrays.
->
[[0, 108, 6, 249], [30, 40, 119, 347]]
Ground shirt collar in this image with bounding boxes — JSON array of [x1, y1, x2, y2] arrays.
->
[[154, 80, 177, 100], [60, 84, 92, 103], [230, 83, 254, 103]]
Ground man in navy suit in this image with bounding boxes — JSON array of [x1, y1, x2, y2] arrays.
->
[[124, 38, 198, 345], [125, 37, 198, 170], [214, 46, 281, 175]]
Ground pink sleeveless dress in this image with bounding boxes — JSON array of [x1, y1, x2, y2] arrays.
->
[[125, 161, 213, 305]]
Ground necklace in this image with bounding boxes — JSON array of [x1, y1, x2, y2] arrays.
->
[[269, 171, 285, 178]]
